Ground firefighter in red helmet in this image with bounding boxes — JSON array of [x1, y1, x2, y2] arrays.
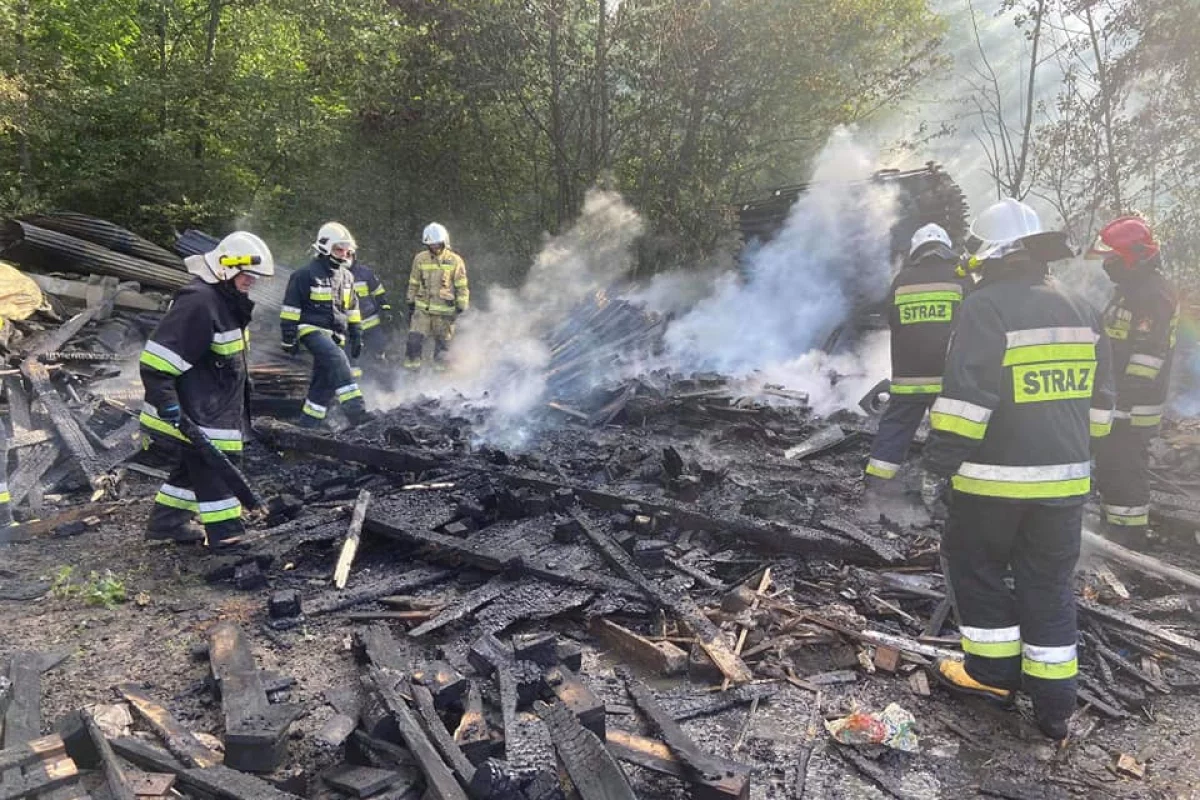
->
[[1088, 215, 1179, 545]]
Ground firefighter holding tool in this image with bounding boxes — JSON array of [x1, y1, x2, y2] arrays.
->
[[140, 232, 275, 547]]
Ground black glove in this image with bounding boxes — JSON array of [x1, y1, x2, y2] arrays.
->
[[349, 331, 363, 359], [921, 471, 951, 521], [281, 339, 299, 356], [159, 403, 181, 426], [332, 331, 346, 347]]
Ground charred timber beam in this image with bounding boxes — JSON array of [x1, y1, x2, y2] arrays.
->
[[208, 622, 299, 772], [409, 682, 475, 788], [1078, 599, 1200, 659], [590, 618, 686, 676], [572, 511, 753, 684], [364, 517, 517, 572], [253, 419, 442, 473], [116, 684, 221, 768], [604, 730, 748, 800], [334, 490, 372, 589], [0, 737, 65, 775], [617, 667, 750, 797], [534, 700, 636, 800], [269, 567, 452, 631], [80, 712, 136, 800], [542, 666, 604, 738], [24, 277, 127, 357], [108, 737, 303, 800], [366, 667, 468, 800], [504, 472, 867, 562], [453, 683, 490, 765], [409, 576, 509, 638], [1082, 529, 1200, 593]]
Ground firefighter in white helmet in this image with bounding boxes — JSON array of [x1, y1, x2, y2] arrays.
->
[[140, 232, 275, 547], [280, 222, 370, 427], [921, 198, 1114, 740], [404, 222, 469, 371], [864, 223, 967, 491]]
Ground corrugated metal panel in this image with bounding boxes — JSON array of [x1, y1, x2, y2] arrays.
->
[[0, 221, 191, 291], [22, 212, 185, 271]]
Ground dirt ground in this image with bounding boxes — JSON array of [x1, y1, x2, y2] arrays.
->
[[4, 458, 1200, 800]]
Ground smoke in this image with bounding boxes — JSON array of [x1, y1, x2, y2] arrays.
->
[[660, 128, 898, 378], [374, 190, 644, 447]]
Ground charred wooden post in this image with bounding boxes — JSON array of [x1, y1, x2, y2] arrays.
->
[[409, 577, 509, 639], [270, 567, 452, 631], [208, 622, 299, 772], [411, 662, 468, 710], [253, 419, 442, 474], [20, 360, 106, 498], [604, 730, 749, 800]]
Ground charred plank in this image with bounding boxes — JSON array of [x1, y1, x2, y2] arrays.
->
[[409, 682, 475, 787], [603, 730, 748, 800], [617, 667, 750, 795], [572, 511, 752, 684], [108, 737, 303, 800], [253, 419, 442, 473], [534, 701, 635, 800], [208, 622, 299, 772], [116, 684, 220, 768]]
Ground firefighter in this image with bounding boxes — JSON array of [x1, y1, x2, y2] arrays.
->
[[864, 223, 966, 489], [1088, 216, 1178, 543], [404, 222, 469, 371], [921, 198, 1114, 740], [140, 232, 275, 546], [349, 257, 394, 381], [280, 222, 371, 428]]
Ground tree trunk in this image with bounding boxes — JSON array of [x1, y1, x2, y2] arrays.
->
[[15, 0, 32, 194], [547, 0, 572, 227], [194, 0, 221, 161]]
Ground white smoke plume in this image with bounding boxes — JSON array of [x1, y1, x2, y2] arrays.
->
[[374, 190, 644, 447], [658, 129, 898, 384]]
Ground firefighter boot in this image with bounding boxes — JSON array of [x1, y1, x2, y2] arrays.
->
[[145, 519, 205, 544], [404, 332, 425, 371], [344, 400, 374, 429], [935, 659, 1013, 704]]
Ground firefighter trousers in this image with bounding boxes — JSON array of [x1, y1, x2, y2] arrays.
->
[[942, 494, 1081, 729], [865, 396, 933, 480], [405, 310, 455, 370], [1094, 420, 1153, 529], [301, 331, 366, 425], [147, 445, 244, 545]]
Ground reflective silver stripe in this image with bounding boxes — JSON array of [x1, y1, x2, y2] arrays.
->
[[1089, 408, 1113, 425], [1005, 327, 1097, 348], [1130, 404, 1164, 416], [304, 400, 328, 413], [336, 384, 359, 395], [893, 375, 943, 386], [956, 462, 1090, 482], [1022, 643, 1076, 663], [932, 397, 992, 423], [895, 282, 963, 295], [0, 482, 8, 493], [199, 426, 242, 442], [198, 497, 240, 513], [1129, 354, 1165, 370], [144, 340, 192, 372], [1113, 410, 1130, 420], [281, 304, 301, 315], [212, 329, 244, 344], [960, 625, 1021, 643], [158, 483, 197, 501], [868, 458, 901, 473], [142, 402, 161, 417], [1104, 504, 1150, 516]]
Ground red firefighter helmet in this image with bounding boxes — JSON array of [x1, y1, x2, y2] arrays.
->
[[1086, 215, 1159, 267]]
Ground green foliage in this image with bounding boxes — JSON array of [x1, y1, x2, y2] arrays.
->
[[47, 565, 128, 608], [0, 0, 943, 281]]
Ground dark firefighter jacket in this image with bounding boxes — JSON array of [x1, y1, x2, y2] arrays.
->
[[280, 256, 362, 344], [350, 262, 390, 331], [139, 279, 254, 453], [922, 258, 1115, 503], [888, 244, 968, 399], [1103, 263, 1178, 430]]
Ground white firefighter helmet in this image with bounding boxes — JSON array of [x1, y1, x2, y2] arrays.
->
[[969, 198, 1042, 261], [314, 222, 357, 267], [909, 223, 953, 257], [187, 231, 275, 284], [422, 222, 449, 247]]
